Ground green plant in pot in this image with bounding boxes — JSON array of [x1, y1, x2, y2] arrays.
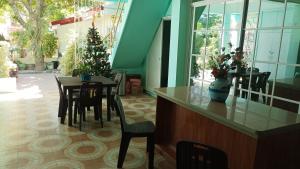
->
[[77, 62, 92, 81]]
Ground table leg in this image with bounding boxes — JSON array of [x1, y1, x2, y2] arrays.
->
[[107, 87, 111, 121], [68, 89, 73, 126]]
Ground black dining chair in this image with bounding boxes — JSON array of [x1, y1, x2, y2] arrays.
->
[[55, 75, 80, 123], [252, 72, 271, 103], [72, 68, 92, 112], [110, 72, 123, 111], [76, 82, 103, 131], [101, 72, 123, 115], [113, 95, 155, 169], [55, 75, 68, 121], [240, 74, 259, 99], [176, 140, 228, 169]]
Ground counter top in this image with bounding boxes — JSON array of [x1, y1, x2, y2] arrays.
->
[[155, 86, 300, 138]]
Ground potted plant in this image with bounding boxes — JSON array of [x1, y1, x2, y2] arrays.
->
[[207, 46, 234, 102], [77, 62, 91, 81]]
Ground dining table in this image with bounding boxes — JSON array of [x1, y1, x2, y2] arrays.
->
[[58, 76, 117, 126]]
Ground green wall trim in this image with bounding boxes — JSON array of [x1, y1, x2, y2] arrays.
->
[[111, 0, 171, 69], [168, 0, 193, 87], [166, 1, 172, 16]]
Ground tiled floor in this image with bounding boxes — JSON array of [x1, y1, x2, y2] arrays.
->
[[0, 73, 175, 169]]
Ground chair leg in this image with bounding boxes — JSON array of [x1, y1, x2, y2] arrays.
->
[[99, 100, 103, 127], [94, 105, 99, 120], [79, 106, 84, 131], [99, 110, 103, 128], [83, 108, 86, 121], [147, 135, 155, 169], [117, 135, 131, 168], [74, 102, 78, 124], [112, 95, 120, 116], [262, 87, 266, 104], [95, 105, 103, 128], [58, 97, 62, 117], [60, 99, 68, 124], [110, 95, 115, 111]]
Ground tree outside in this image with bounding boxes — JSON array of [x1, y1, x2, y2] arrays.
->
[[0, 0, 73, 71]]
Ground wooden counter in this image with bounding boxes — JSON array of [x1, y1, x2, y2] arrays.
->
[[155, 86, 300, 169]]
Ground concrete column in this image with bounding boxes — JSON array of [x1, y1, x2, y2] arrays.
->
[[168, 0, 193, 87]]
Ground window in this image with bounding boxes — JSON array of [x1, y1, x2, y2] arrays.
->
[[190, 0, 300, 113]]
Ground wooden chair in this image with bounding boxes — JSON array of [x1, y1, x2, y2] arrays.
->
[[113, 95, 155, 169], [176, 140, 228, 169], [76, 82, 103, 130]]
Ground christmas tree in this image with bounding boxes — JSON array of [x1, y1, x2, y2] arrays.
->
[[80, 25, 112, 77]]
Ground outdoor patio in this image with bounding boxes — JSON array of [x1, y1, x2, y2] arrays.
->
[[0, 73, 175, 169]]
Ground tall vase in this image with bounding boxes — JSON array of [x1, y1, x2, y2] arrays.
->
[[208, 78, 230, 102]]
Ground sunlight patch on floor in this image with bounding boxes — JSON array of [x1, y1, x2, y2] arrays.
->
[[0, 84, 43, 102]]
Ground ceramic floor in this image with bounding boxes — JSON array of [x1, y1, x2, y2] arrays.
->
[[0, 73, 175, 169]]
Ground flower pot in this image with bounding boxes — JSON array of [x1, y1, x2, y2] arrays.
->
[[80, 74, 91, 81], [209, 78, 230, 102]]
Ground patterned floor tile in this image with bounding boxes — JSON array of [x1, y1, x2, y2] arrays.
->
[[0, 73, 175, 169]]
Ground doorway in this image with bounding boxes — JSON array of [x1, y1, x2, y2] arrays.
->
[[160, 19, 171, 87]]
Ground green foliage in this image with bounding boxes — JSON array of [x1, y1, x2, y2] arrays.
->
[[60, 43, 76, 76], [0, 0, 74, 70], [194, 13, 222, 70], [77, 62, 91, 75], [79, 26, 112, 77], [0, 34, 5, 41], [0, 43, 9, 77], [15, 60, 26, 70], [11, 31, 30, 49], [190, 57, 200, 78], [41, 32, 58, 58], [44, 2, 73, 22]]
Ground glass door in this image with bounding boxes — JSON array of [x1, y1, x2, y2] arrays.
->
[[189, 0, 244, 86]]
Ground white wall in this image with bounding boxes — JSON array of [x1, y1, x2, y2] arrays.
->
[[55, 15, 113, 56], [145, 21, 163, 94]]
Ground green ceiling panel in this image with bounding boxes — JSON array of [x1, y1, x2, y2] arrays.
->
[[111, 0, 171, 69]]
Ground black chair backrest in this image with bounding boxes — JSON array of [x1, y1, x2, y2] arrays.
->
[[114, 73, 123, 93], [177, 141, 228, 169], [72, 69, 80, 77], [54, 75, 65, 99], [247, 67, 259, 72], [114, 95, 128, 132], [257, 72, 271, 89], [79, 82, 103, 107]]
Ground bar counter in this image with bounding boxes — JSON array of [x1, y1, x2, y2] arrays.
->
[[155, 86, 300, 169]]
